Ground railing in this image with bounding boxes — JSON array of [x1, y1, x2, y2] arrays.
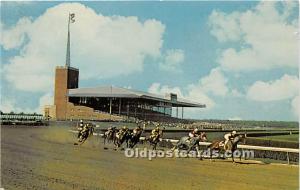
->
[[161, 138, 299, 164], [69, 130, 299, 164]]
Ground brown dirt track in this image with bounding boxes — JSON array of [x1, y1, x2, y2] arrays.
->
[[1, 126, 299, 190]]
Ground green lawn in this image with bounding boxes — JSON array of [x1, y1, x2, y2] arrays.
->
[[255, 134, 299, 142]]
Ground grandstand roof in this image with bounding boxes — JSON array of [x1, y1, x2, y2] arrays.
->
[[68, 86, 205, 108]]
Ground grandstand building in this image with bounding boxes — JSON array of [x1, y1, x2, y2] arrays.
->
[[44, 65, 205, 121]]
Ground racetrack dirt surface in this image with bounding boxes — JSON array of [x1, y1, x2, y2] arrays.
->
[[1, 125, 299, 190]]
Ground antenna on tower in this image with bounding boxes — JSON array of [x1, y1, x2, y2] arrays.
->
[[66, 13, 75, 67]]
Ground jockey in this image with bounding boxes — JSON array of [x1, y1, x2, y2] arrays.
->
[[78, 124, 89, 141], [105, 126, 113, 135], [120, 126, 129, 135], [189, 128, 199, 138], [133, 125, 142, 135], [108, 125, 116, 132], [150, 126, 160, 140], [123, 126, 129, 131], [77, 120, 84, 139], [78, 120, 84, 130], [116, 126, 128, 139], [224, 131, 237, 147], [81, 124, 90, 134]]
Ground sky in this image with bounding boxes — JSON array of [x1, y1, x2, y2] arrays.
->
[[0, 1, 299, 121]]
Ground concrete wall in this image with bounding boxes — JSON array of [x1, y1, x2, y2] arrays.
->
[[45, 102, 123, 121], [66, 102, 123, 121]]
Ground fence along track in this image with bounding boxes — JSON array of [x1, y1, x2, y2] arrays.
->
[[70, 130, 299, 153]]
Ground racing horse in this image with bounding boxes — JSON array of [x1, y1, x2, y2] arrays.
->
[[207, 134, 246, 162], [114, 129, 131, 148], [74, 124, 95, 145], [172, 132, 207, 159], [103, 126, 117, 145], [146, 129, 164, 150], [127, 129, 143, 148]]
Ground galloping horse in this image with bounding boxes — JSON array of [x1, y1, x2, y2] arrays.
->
[[128, 130, 143, 148], [207, 134, 245, 162], [74, 124, 95, 145], [172, 132, 207, 159], [146, 129, 164, 150], [114, 130, 131, 148], [103, 127, 117, 145]]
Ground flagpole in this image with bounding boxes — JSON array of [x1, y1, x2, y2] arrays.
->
[[66, 13, 71, 67]]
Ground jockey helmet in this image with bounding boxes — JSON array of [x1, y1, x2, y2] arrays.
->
[[194, 128, 198, 132], [232, 131, 237, 135]]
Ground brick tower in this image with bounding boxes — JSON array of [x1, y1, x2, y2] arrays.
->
[[54, 66, 79, 120]]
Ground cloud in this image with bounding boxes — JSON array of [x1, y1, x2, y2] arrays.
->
[[231, 89, 243, 97], [0, 99, 15, 113], [247, 74, 299, 101], [197, 67, 228, 97], [148, 82, 184, 97], [0, 17, 32, 50], [208, 11, 242, 42], [0, 93, 53, 114], [0, 98, 33, 113], [148, 67, 233, 110], [159, 49, 185, 72], [209, 1, 298, 72], [1, 3, 165, 93], [148, 82, 215, 119], [186, 84, 215, 109], [37, 93, 54, 113]]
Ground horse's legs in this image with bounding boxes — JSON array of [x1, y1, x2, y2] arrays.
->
[[187, 145, 192, 155], [196, 146, 202, 160], [114, 139, 118, 147], [171, 144, 177, 152], [79, 137, 86, 146], [209, 148, 216, 162], [153, 142, 157, 150], [239, 149, 242, 161], [127, 139, 131, 148], [131, 139, 137, 149]]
